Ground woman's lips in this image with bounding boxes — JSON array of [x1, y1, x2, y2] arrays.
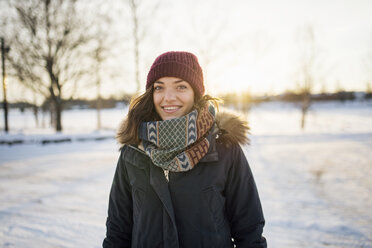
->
[[162, 106, 181, 113]]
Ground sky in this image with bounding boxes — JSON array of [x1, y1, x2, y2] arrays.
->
[[2, 0, 372, 102], [154, 0, 372, 95]]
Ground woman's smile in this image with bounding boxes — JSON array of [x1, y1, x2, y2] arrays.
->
[[162, 105, 181, 113]]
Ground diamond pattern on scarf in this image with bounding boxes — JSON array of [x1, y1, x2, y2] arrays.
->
[[158, 117, 187, 148], [140, 105, 215, 172]]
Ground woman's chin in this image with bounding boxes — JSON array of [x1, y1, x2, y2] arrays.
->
[[161, 115, 179, 121], [159, 111, 186, 120]]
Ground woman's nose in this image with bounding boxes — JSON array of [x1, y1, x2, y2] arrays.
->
[[164, 89, 176, 101]]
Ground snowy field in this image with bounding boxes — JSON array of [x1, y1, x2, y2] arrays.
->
[[0, 100, 372, 247]]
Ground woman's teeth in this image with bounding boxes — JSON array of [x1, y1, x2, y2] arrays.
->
[[163, 106, 179, 112]]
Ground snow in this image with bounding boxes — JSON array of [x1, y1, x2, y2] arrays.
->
[[1, 100, 372, 247], [0, 140, 118, 248]]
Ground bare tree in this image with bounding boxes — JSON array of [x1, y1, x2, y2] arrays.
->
[[3, 0, 96, 131], [88, 3, 118, 130], [129, 0, 140, 93], [91, 28, 117, 130], [1, 37, 10, 132], [93, 39, 104, 130], [295, 25, 320, 129], [125, 0, 160, 94]]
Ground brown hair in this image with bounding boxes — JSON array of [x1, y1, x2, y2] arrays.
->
[[116, 87, 220, 145]]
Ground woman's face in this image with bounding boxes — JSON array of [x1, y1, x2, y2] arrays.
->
[[153, 77, 195, 120]]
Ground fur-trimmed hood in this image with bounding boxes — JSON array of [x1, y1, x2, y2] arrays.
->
[[214, 110, 250, 146], [116, 109, 250, 146]]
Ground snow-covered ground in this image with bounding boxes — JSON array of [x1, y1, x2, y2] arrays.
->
[[0, 100, 371, 247]]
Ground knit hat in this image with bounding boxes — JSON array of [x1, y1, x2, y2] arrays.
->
[[146, 51, 205, 97]]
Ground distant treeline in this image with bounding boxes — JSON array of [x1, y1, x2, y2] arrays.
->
[[219, 90, 372, 107], [269, 91, 371, 102], [3, 94, 133, 111], [2, 91, 372, 111]]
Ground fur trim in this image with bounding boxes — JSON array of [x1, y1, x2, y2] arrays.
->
[[116, 118, 128, 145], [215, 110, 250, 146]]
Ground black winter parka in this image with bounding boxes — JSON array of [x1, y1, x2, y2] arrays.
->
[[103, 112, 267, 248]]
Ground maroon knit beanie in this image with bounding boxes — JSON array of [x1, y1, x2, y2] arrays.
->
[[146, 51, 205, 97]]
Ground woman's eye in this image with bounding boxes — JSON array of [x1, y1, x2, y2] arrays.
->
[[177, 85, 187, 90], [154, 86, 162, 91]]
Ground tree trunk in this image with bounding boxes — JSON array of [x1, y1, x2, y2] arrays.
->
[[96, 71, 102, 130], [129, 0, 140, 93], [33, 105, 39, 128], [301, 93, 310, 130], [54, 99, 62, 132], [1, 38, 9, 133], [50, 107, 54, 128], [42, 110, 46, 128], [50, 92, 63, 132], [301, 109, 307, 130], [97, 95, 102, 130]]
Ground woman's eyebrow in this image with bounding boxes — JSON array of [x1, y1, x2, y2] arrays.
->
[[174, 80, 185, 84]]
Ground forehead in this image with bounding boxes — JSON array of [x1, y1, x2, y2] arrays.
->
[[155, 77, 188, 84]]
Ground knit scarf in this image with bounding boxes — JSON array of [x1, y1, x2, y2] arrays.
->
[[139, 105, 215, 172]]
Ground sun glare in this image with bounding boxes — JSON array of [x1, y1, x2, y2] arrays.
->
[[214, 64, 281, 96]]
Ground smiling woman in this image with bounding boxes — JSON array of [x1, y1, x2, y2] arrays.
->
[[103, 51, 267, 248]]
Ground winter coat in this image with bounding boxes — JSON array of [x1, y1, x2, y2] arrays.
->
[[103, 111, 267, 248]]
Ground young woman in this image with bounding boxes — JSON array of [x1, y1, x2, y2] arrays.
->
[[103, 51, 267, 248]]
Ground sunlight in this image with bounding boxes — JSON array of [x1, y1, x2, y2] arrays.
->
[[215, 63, 280, 96]]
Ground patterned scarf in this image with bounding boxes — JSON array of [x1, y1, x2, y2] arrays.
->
[[139, 105, 215, 172]]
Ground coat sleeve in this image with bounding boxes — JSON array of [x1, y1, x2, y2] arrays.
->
[[225, 145, 267, 248], [103, 147, 133, 248]]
